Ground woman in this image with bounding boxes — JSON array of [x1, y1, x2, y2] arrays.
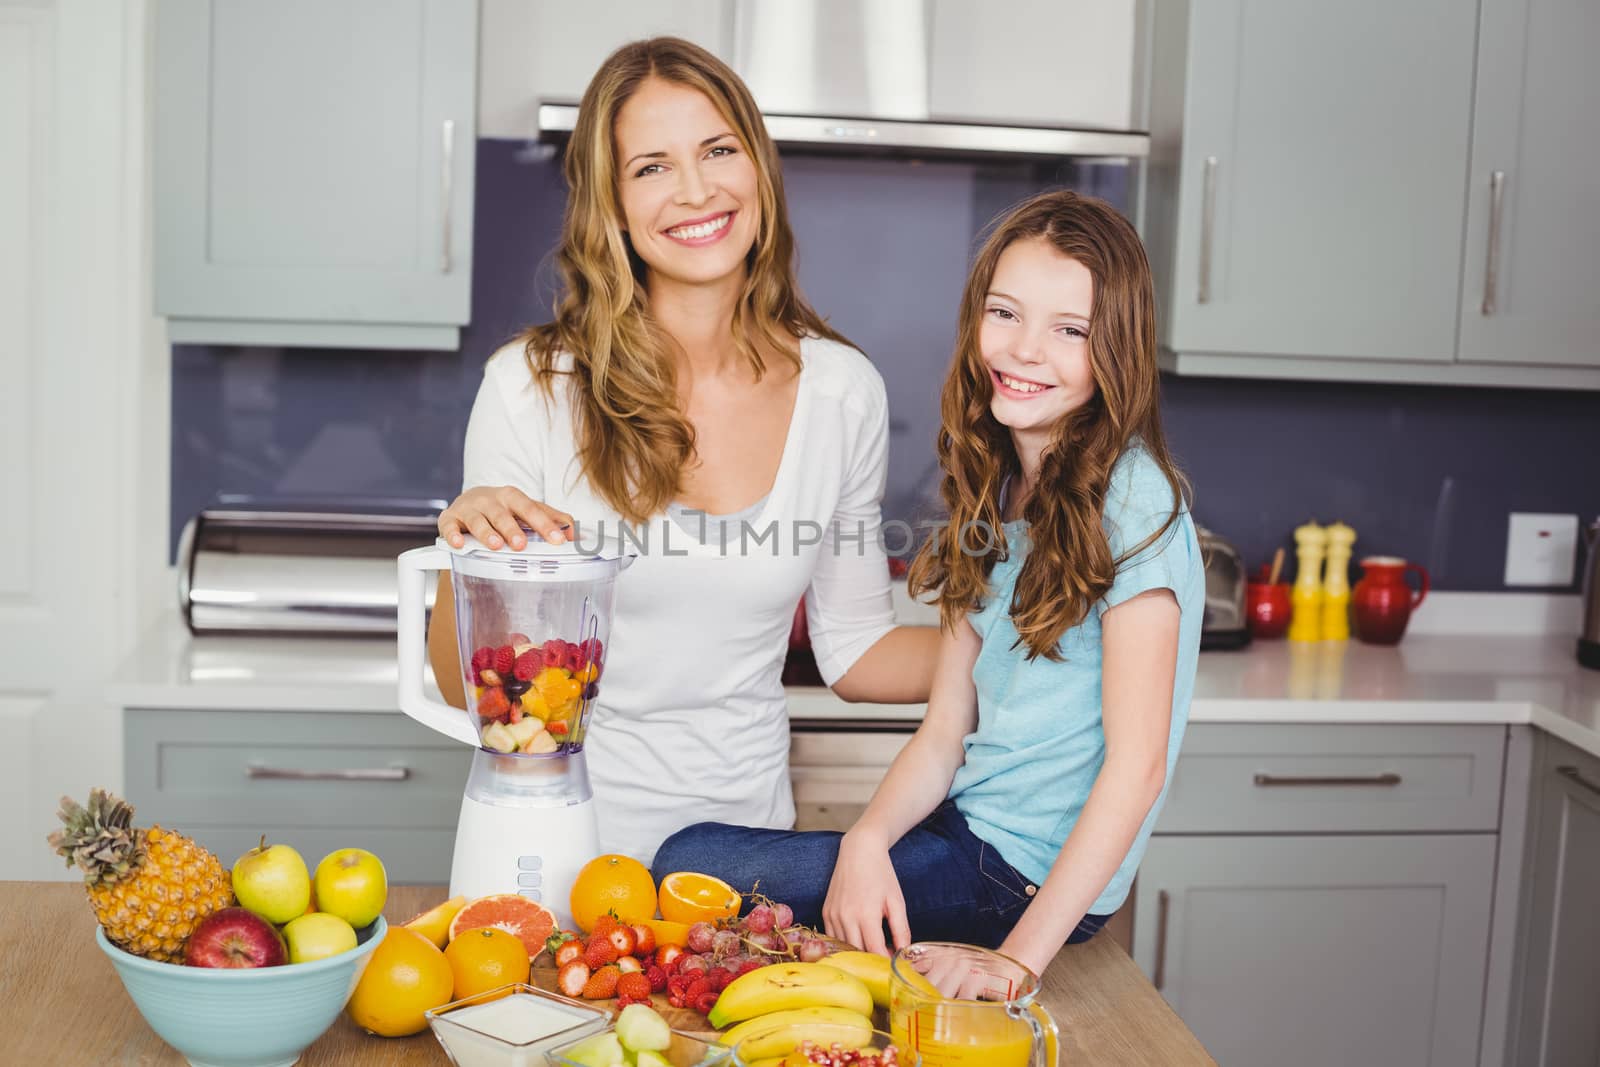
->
[[654, 192, 1203, 975], [430, 38, 937, 864]]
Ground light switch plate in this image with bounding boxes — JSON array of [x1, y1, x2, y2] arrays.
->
[[1504, 513, 1578, 587]]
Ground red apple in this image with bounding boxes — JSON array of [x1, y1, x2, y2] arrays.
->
[[184, 907, 288, 968]]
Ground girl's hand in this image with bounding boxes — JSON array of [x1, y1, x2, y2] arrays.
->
[[438, 487, 574, 551], [822, 832, 910, 957]]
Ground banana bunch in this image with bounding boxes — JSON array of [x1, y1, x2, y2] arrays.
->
[[708, 961, 876, 1060]]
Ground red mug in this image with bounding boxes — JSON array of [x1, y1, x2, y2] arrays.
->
[[1247, 581, 1292, 639], [1351, 556, 1430, 645]]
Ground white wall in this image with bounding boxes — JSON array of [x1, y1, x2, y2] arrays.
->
[[0, 0, 169, 880]]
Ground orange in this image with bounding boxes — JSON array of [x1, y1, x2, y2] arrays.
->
[[570, 854, 658, 933], [444, 927, 530, 1000], [448, 894, 557, 960], [347, 927, 454, 1037], [657, 871, 741, 926], [403, 894, 467, 949]]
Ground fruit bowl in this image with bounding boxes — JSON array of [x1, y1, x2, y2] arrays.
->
[[95, 915, 386, 1067], [728, 1028, 916, 1067], [546, 1027, 731, 1067]]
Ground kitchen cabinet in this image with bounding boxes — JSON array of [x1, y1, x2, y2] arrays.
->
[[1140, 0, 1600, 389], [124, 708, 472, 882], [1134, 834, 1495, 1067], [1505, 733, 1600, 1066], [1456, 0, 1600, 369], [789, 726, 912, 832], [1131, 723, 1503, 1067], [153, 0, 478, 351]]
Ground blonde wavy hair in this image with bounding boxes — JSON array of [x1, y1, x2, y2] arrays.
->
[[908, 191, 1189, 660], [518, 37, 846, 524]]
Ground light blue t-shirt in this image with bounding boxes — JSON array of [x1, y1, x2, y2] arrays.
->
[[950, 445, 1204, 914]]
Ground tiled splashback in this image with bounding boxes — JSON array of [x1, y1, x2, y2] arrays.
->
[[172, 141, 1600, 590]]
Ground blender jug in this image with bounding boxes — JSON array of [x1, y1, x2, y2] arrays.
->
[[397, 534, 632, 924]]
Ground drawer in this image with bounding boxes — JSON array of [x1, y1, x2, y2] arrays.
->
[[125, 709, 473, 834], [1156, 724, 1506, 834]]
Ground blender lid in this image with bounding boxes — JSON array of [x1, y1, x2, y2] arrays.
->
[[440, 531, 634, 583]]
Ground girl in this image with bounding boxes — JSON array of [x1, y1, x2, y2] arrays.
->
[[430, 38, 939, 864], [652, 190, 1204, 976]]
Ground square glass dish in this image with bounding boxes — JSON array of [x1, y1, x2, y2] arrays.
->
[[425, 983, 613, 1067], [546, 1027, 732, 1067]]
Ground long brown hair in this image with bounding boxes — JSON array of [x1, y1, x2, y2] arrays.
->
[[518, 37, 845, 524], [908, 190, 1189, 659]]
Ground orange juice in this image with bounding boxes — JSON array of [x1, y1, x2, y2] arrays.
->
[[888, 943, 1058, 1067], [890, 1000, 1038, 1067]]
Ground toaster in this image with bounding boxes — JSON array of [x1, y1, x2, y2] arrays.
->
[[1197, 525, 1250, 650]]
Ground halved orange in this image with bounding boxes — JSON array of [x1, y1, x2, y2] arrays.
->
[[403, 894, 467, 948], [657, 871, 741, 926], [632, 916, 691, 948], [448, 894, 557, 960]]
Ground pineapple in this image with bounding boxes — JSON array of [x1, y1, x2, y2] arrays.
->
[[48, 788, 234, 962]]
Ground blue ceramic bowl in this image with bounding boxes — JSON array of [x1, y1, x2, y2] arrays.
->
[[96, 916, 386, 1067]]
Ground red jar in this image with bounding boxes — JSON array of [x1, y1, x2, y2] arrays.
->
[[1247, 581, 1293, 639], [1351, 556, 1430, 645]]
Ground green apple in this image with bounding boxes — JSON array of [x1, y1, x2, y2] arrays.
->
[[231, 837, 311, 924], [556, 1032, 624, 1067], [313, 847, 388, 928], [282, 911, 357, 964]]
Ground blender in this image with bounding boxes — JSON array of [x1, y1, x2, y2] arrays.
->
[[397, 534, 631, 926]]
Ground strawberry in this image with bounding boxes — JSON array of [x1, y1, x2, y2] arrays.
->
[[508, 701, 523, 724], [616, 971, 652, 1003], [547, 720, 569, 737], [556, 960, 591, 999], [607, 925, 637, 958], [493, 644, 516, 676], [645, 964, 668, 993], [591, 912, 620, 936], [655, 945, 685, 972], [616, 954, 643, 974], [581, 964, 620, 999], [554, 940, 584, 968], [545, 929, 576, 955], [584, 936, 619, 969], [477, 688, 510, 721], [512, 648, 543, 681], [630, 924, 656, 956]]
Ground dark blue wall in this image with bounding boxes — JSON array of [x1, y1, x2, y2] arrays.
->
[[172, 141, 1600, 590]]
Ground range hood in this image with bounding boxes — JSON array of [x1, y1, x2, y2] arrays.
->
[[536, 1, 1148, 162], [537, 104, 1147, 161]]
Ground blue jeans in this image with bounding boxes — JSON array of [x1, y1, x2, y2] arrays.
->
[[651, 800, 1109, 949]]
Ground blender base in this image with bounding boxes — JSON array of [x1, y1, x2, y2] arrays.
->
[[448, 790, 599, 930]]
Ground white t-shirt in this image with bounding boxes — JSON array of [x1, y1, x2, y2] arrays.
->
[[462, 335, 898, 863]]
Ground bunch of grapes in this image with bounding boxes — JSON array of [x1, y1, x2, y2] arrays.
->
[[661, 894, 838, 1013]]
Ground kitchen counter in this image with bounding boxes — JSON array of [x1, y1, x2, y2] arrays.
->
[[4, 882, 1216, 1065], [112, 607, 1600, 757]]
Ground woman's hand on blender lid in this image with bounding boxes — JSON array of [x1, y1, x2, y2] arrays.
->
[[438, 486, 574, 551]]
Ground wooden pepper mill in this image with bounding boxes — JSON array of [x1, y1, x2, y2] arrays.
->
[[1321, 522, 1357, 641], [1289, 521, 1327, 642]]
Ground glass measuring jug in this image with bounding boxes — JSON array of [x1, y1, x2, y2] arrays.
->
[[888, 942, 1058, 1067]]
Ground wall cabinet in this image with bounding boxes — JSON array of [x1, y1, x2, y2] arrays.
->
[[1141, 0, 1600, 388], [1506, 733, 1600, 1066], [1132, 723, 1504, 1067], [154, 0, 478, 351]]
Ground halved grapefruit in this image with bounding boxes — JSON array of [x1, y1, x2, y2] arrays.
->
[[448, 894, 558, 960]]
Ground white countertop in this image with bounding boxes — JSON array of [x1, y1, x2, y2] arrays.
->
[[111, 600, 1600, 759]]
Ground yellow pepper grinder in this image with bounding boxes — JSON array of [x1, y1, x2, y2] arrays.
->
[[1288, 521, 1327, 642], [1321, 522, 1357, 641]]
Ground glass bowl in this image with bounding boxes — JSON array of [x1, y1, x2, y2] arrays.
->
[[425, 983, 612, 1067], [728, 1027, 916, 1066], [546, 1026, 731, 1066]]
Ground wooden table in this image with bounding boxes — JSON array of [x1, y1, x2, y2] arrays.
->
[[2, 883, 1214, 1065]]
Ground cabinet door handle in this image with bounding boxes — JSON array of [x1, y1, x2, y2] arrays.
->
[[247, 764, 410, 782], [1153, 889, 1170, 991], [1253, 772, 1402, 787], [1481, 170, 1505, 315], [440, 119, 456, 273], [1557, 765, 1600, 799], [1196, 156, 1218, 304]]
